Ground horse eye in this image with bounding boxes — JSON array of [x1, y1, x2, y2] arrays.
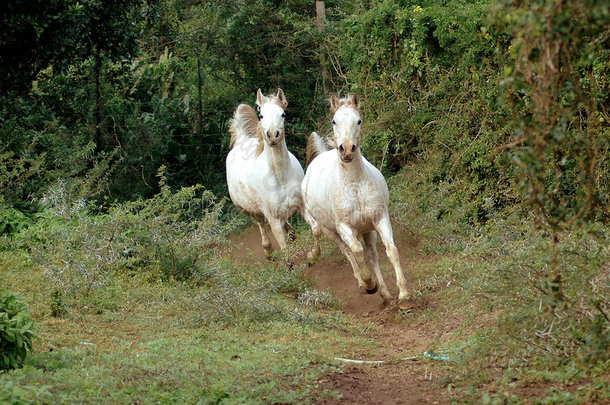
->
[[260, 115, 263, 119], [357, 119, 362, 125], [332, 120, 336, 125], [281, 112, 286, 118]]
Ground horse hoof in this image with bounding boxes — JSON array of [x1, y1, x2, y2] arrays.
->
[[306, 251, 318, 264], [367, 284, 378, 295], [358, 284, 378, 295]]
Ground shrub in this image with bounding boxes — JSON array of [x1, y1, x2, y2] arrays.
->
[[29, 168, 232, 310], [0, 291, 35, 371], [0, 205, 32, 236]]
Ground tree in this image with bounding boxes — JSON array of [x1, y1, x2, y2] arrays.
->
[[0, 0, 139, 94]]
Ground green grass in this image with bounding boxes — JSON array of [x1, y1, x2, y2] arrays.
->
[[386, 164, 610, 404], [1, 249, 368, 404], [1, 164, 608, 404]]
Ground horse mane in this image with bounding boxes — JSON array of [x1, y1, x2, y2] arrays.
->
[[330, 94, 360, 114], [255, 124, 265, 156], [229, 104, 260, 150], [230, 91, 287, 156], [306, 132, 331, 166], [267, 94, 288, 110]]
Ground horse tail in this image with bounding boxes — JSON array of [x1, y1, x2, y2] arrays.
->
[[229, 104, 259, 149], [306, 132, 331, 166]]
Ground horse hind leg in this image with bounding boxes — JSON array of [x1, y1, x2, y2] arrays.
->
[[284, 221, 296, 242], [303, 210, 322, 263], [363, 231, 393, 303], [268, 217, 288, 250]]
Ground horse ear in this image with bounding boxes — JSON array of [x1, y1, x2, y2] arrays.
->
[[350, 93, 360, 111], [276, 88, 288, 108], [330, 93, 339, 112], [256, 89, 266, 108]]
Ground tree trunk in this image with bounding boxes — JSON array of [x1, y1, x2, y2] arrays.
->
[[316, 1, 329, 96]]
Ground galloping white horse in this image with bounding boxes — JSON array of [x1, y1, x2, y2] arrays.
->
[[226, 89, 304, 255], [302, 94, 408, 302]]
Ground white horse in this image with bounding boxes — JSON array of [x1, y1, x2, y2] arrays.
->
[[226, 88, 304, 255], [302, 94, 408, 302]]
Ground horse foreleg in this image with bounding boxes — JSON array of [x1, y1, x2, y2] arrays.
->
[[323, 228, 368, 291], [375, 214, 408, 301], [336, 224, 377, 293], [255, 217, 273, 257], [363, 231, 393, 302]]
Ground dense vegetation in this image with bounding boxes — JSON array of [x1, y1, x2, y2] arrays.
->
[[1, 0, 608, 403]]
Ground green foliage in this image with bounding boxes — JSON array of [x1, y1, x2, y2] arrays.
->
[[0, 292, 35, 371], [0, 206, 31, 236], [29, 169, 230, 309], [0, 379, 34, 405], [0, 0, 140, 94], [499, 0, 609, 228], [0, 92, 112, 211], [48, 290, 66, 318], [335, 0, 517, 223]]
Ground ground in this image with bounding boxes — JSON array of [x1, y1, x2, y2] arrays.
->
[[228, 224, 460, 404]]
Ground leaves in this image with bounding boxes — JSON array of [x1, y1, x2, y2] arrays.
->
[[0, 291, 35, 370]]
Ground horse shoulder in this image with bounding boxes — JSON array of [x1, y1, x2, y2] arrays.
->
[[288, 151, 305, 178], [362, 157, 390, 202]]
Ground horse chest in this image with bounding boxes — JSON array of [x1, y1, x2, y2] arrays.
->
[[333, 184, 382, 226]]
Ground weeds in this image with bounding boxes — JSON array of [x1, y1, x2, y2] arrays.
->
[[0, 291, 35, 371], [27, 169, 231, 313]]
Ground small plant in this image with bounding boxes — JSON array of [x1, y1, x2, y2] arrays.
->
[[49, 290, 67, 318], [0, 291, 35, 370], [297, 290, 335, 309], [30, 168, 231, 309]]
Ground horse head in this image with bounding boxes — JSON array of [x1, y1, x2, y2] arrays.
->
[[330, 93, 361, 164], [256, 88, 288, 148]]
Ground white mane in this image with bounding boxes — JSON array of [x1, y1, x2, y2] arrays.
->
[[226, 89, 304, 255]]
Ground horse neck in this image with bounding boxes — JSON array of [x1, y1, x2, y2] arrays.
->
[[264, 139, 291, 182], [338, 151, 366, 182]]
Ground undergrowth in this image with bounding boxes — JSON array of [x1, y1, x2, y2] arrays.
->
[[0, 172, 365, 404], [388, 162, 609, 403]]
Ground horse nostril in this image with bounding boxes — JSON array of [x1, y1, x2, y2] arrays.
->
[[275, 131, 279, 138], [267, 132, 271, 138], [351, 145, 356, 152], [339, 145, 344, 153]]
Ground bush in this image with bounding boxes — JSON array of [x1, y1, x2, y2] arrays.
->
[[0, 205, 31, 236], [29, 168, 232, 311], [0, 291, 34, 371]]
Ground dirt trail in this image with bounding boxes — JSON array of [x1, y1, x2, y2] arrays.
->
[[227, 224, 456, 404]]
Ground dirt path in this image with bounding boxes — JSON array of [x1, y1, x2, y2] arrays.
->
[[227, 224, 456, 404]]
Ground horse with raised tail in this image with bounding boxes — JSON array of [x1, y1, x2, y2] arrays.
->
[[226, 89, 304, 255], [302, 93, 409, 302]]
